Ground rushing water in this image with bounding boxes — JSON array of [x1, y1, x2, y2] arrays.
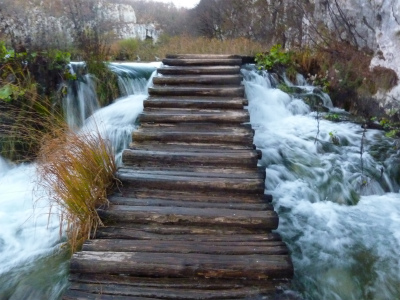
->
[[0, 62, 159, 300], [0, 63, 399, 300], [242, 68, 400, 300]]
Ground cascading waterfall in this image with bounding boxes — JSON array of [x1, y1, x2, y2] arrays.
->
[[0, 62, 159, 299], [242, 67, 400, 300], [64, 62, 159, 128]]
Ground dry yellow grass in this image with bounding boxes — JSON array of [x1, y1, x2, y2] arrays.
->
[[110, 35, 268, 61], [37, 125, 117, 252]]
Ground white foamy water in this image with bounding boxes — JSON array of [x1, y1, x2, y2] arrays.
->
[[0, 159, 67, 299], [243, 68, 400, 300], [0, 63, 158, 299]]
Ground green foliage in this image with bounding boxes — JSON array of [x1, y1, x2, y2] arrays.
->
[[255, 44, 292, 71], [325, 113, 340, 122], [86, 60, 119, 107], [385, 130, 398, 138], [329, 131, 340, 145]]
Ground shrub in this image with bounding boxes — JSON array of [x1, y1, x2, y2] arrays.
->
[[37, 124, 117, 252]]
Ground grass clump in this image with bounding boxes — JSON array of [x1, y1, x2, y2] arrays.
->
[[37, 125, 117, 252]]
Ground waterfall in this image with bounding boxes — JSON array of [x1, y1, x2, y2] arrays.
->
[[0, 62, 160, 299], [63, 62, 159, 128], [242, 67, 400, 300]]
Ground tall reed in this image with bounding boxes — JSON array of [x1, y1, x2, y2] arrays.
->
[[37, 125, 117, 252]]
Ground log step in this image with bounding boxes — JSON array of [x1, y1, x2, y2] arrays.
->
[[138, 108, 249, 124], [122, 149, 260, 168], [144, 97, 248, 109], [157, 66, 241, 76], [132, 125, 254, 146], [118, 166, 265, 180], [64, 284, 275, 300], [117, 188, 272, 204], [153, 75, 242, 86], [95, 226, 280, 241], [69, 251, 293, 279], [98, 204, 277, 229], [162, 58, 242, 66], [108, 196, 272, 211], [116, 169, 265, 194], [148, 86, 245, 97], [166, 54, 241, 59], [82, 239, 288, 255]]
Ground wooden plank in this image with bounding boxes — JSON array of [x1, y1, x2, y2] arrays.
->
[[152, 75, 242, 86], [137, 122, 254, 134], [68, 274, 278, 290], [116, 170, 265, 194], [63, 290, 158, 300], [117, 167, 264, 180], [132, 129, 253, 145], [69, 251, 293, 279], [166, 54, 241, 59], [108, 196, 272, 211], [157, 66, 241, 76], [162, 58, 242, 66], [98, 205, 278, 229], [138, 108, 249, 124], [82, 239, 288, 255], [116, 189, 272, 204], [121, 149, 259, 168], [144, 97, 248, 109], [95, 226, 277, 240], [149, 86, 245, 97], [68, 283, 273, 299]]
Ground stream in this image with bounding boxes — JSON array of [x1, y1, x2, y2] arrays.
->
[[0, 63, 399, 300]]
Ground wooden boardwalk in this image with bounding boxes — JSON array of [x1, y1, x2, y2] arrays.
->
[[63, 54, 293, 300]]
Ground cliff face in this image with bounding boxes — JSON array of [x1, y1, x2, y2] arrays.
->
[[1, 0, 160, 47], [309, 0, 400, 108]]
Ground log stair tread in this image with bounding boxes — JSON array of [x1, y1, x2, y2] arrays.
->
[[63, 54, 293, 300], [157, 65, 241, 76], [144, 96, 249, 109], [138, 108, 249, 123], [153, 75, 243, 86]]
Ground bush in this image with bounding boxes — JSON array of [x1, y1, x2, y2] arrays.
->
[[37, 124, 117, 252]]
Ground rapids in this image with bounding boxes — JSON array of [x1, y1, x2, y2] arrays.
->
[[242, 68, 400, 300], [0, 63, 399, 300]]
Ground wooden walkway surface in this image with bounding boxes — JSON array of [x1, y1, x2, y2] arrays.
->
[[63, 54, 293, 300]]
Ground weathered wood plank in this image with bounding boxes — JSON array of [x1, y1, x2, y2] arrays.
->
[[117, 167, 265, 180], [98, 205, 278, 229], [162, 58, 242, 66], [95, 226, 278, 240], [117, 188, 272, 203], [68, 283, 273, 300], [68, 274, 279, 290], [166, 54, 241, 59], [70, 251, 293, 279], [132, 129, 253, 145], [153, 75, 242, 86], [138, 108, 249, 124], [157, 66, 241, 76], [82, 239, 288, 255], [122, 149, 259, 168], [63, 290, 158, 300], [116, 170, 265, 194], [149, 86, 245, 97], [144, 97, 248, 109], [108, 196, 272, 211]]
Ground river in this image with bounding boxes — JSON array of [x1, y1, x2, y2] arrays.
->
[[0, 63, 399, 300]]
